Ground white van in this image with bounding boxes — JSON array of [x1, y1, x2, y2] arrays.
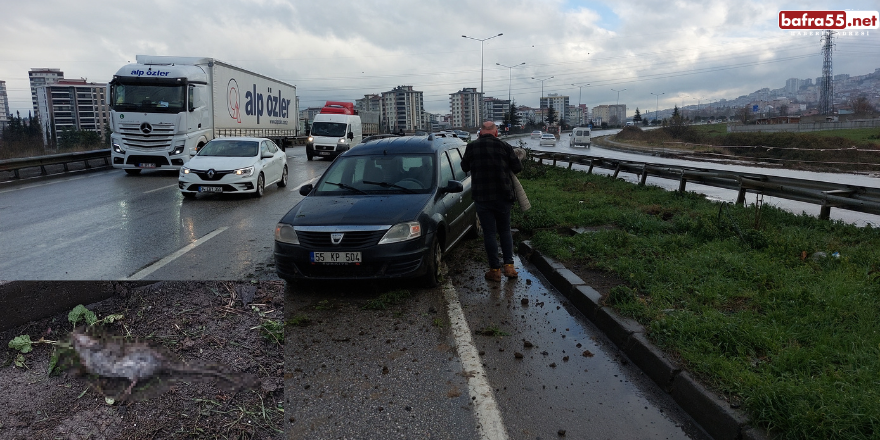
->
[[569, 127, 591, 147], [306, 102, 363, 160]]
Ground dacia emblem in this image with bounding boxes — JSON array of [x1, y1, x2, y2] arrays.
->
[[331, 233, 344, 245]]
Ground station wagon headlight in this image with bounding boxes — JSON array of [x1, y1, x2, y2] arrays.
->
[[379, 221, 421, 244], [234, 166, 254, 177], [275, 223, 299, 244]]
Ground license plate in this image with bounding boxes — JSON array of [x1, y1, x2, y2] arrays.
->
[[318, 151, 331, 156], [199, 186, 222, 193], [310, 251, 361, 264], [138, 163, 156, 168]]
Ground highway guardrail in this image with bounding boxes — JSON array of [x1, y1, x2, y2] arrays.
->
[[0, 149, 111, 179], [531, 151, 880, 220]]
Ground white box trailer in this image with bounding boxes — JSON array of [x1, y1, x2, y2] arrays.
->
[[108, 55, 298, 174]]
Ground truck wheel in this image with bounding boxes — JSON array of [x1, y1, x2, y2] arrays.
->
[[254, 173, 265, 198], [124, 169, 141, 175], [278, 165, 288, 187], [306, 151, 314, 161]]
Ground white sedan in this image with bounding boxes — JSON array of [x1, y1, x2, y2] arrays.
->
[[179, 137, 288, 198], [530, 130, 543, 139], [539, 133, 558, 146]]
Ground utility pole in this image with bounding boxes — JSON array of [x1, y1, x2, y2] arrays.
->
[[496, 62, 525, 103], [819, 30, 835, 115], [651, 92, 664, 123], [572, 83, 589, 125]]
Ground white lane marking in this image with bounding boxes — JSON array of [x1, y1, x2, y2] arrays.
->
[[443, 276, 509, 440], [144, 184, 178, 194], [125, 227, 228, 280], [0, 173, 98, 194]]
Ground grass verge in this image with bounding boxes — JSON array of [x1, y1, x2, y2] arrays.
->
[[513, 160, 880, 440]]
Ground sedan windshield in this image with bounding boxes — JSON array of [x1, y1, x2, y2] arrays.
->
[[198, 140, 259, 157], [315, 154, 435, 195]]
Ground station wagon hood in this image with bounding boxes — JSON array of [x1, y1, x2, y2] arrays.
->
[[284, 194, 432, 226]]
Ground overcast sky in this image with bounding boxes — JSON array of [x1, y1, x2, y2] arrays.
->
[[2, 0, 878, 118]]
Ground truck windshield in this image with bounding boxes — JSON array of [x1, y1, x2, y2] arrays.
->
[[111, 83, 186, 113], [311, 122, 347, 137]]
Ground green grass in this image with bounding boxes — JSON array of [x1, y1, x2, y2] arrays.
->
[[514, 161, 880, 439]]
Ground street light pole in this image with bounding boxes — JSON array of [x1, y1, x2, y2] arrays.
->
[[572, 83, 589, 126], [610, 88, 626, 126], [532, 76, 553, 127], [463, 33, 503, 125], [496, 62, 525, 103], [651, 92, 665, 124]]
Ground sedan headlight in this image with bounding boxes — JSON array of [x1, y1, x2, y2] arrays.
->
[[180, 167, 191, 175], [378, 221, 421, 244], [234, 166, 254, 177], [275, 223, 299, 244]]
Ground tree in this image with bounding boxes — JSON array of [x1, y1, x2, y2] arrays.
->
[[609, 115, 619, 127], [507, 102, 521, 127], [850, 95, 875, 115], [545, 106, 558, 125], [778, 104, 788, 117], [633, 108, 642, 123], [663, 105, 689, 138], [736, 106, 751, 124]]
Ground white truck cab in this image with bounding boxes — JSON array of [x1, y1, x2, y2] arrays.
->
[[306, 102, 363, 160]]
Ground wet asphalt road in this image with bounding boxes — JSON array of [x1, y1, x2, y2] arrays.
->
[[0, 146, 328, 280], [285, 238, 710, 440]]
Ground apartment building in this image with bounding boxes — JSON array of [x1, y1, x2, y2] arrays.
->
[[355, 94, 382, 113], [0, 80, 9, 133], [29, 68, 64, 125], [592, 104, 627, 125], [539, 94, 570, 123], [381, 85, 425, 133], [449, 87, 482, 129], [35, 78, 110, 146], [482, 96, 510, 123]]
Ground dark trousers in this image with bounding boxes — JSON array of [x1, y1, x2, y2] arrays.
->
[[475, 200, 514, 269]]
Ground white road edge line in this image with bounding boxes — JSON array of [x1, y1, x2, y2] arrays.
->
[[144, 184, 179, 194], [0, 173, 97, 194], [442, 275, 509, 440], [125, 226, 228, 280]]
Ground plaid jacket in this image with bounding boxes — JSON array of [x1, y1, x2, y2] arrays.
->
[[461, 134, 523, 202]]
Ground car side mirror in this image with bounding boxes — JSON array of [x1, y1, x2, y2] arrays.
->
[[347, 132, 354, 140], [299, 184, 313, 196], [262, 151, 274, 159], [441, 180, 463, 194], [569, 133, 572, 136]]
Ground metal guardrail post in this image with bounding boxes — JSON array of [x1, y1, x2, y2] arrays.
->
[[639, 164, 648, 186], [613, 163, 621, 178], [736, 187, 747, 206], [678, 171, 687, 192]]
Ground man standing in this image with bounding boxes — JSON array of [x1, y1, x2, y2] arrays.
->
[[461, 121, 523, 282]]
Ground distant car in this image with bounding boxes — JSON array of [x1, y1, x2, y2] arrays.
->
[[179, 137, 288, 198], [530, 130, 542, 139], [454, 130, 471, 142], [274, 134, 478, 287], [539, 133, 557, 146]]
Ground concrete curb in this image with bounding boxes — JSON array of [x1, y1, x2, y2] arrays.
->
[[518, 240, 768, 440]]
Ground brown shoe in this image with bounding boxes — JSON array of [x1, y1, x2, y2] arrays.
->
[[485, 268, 502, 282], [502, 264, 518, 278]]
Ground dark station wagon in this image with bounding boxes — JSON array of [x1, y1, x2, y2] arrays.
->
[[274, 135, 479, 286]]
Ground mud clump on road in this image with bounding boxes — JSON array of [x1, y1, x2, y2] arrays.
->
[[0, 281, 285, 439]]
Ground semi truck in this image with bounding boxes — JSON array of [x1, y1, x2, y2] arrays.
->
[[108, 55, 298, 174]]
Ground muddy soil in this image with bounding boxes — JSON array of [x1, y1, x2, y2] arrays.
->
[[0, 281, 285, 439]]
